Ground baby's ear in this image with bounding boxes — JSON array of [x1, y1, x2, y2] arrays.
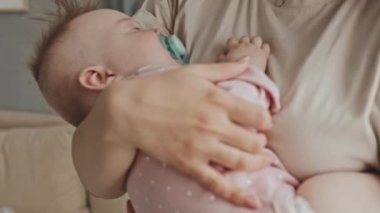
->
[[78, 66, 115, 91]]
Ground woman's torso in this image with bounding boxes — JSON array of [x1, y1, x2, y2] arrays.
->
[[135, 0, 380, 180]]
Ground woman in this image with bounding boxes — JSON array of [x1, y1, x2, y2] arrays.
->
[[73, 0, 380, 212]]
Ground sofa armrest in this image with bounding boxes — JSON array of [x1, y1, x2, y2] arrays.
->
[[89, 194, 128, 213], [0, 110, 66, 128], [0, 124, 89, 213], [0, 111, 126, 213]]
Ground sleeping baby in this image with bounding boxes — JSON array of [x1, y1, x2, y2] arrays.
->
[[30, 6, 313, 213]]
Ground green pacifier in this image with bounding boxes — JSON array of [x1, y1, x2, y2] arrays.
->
[[160, 34, 189, 64]]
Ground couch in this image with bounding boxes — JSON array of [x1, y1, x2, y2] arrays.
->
[[0, 110, 128, 213]]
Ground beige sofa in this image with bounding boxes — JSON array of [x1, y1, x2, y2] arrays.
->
[[0, 110, 127, 213]]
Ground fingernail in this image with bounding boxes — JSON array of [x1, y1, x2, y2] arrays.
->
[[238, 56, 250, 63], [245, 194, 262, 209]]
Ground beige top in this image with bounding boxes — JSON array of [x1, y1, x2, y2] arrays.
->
[[133, 0, 380, 180]]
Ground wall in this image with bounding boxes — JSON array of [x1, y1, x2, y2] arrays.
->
[[122, 0, 141, 15], [0, 0, 138, 114], [0, 1, 55, 113]]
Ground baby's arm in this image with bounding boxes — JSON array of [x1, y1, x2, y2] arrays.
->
[[72, 114, 136, 198], [298, 172, 380, 213]]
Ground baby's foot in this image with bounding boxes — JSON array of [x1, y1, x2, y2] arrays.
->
[[219, 36, 271, 71]]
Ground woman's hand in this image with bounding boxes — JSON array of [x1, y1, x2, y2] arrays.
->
[[73, 60, 272, 208]]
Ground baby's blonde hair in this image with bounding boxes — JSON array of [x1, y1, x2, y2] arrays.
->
[[30, 0, 102, 126]]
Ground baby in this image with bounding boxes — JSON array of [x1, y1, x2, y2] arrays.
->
[[30, 6, 312, 213]]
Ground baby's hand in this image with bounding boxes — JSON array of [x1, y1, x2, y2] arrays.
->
[[219, 36, 271, 71]]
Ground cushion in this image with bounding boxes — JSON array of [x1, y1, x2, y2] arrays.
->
[[0, 124, 89, 213], [90, 195, 128, 213], [0, 110, 66, 129]]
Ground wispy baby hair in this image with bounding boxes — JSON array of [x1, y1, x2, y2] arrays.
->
[[30, 0, 101, 81], [29, 0, 102, 126]]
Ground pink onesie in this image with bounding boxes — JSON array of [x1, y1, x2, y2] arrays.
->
[[127, 65, 313, 213]]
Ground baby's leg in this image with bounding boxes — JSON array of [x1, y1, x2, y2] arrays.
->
[[297, 172, 380, 213]]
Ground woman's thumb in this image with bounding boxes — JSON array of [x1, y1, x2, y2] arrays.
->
[[187, 57, 250, 82]]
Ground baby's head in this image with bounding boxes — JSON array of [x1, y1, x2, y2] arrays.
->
[[30, 0, 174, 126]]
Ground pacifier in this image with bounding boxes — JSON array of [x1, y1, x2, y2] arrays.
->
[[159, 34, 189, 64]]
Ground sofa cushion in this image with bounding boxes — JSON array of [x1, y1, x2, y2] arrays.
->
[[0, 110, 67, 129], [89, 195, 128, 213], [0, 124, 89, 213]]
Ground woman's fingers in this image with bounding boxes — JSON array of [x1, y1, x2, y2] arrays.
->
[[184, 161, 262, 209], [187, 104, 267, 155], [221, 123, 267, 153], [207, 142, 271, 171], [185, 60, 249, 83], [225, 93, 272, 130], [180, 62, 272, 131], [205, 89, 272, 131]]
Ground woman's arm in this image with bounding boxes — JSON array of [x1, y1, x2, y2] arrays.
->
[[72, 62, 272, 208]]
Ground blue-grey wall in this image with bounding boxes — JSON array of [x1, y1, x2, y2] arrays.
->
[[123, 0, 141, 15], [0, 0, 139, 113], [0, 1, 55, 113]]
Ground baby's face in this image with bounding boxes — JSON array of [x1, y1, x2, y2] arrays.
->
[[69, 9, 175, 78]]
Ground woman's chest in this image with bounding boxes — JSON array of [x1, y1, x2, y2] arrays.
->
[[268, 97, 378, 180], [173, 0, 380, 179], [134, 0, 380, 181]]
